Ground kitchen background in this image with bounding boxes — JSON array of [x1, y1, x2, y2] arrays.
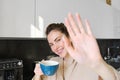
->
[[0, 38, 120, 80], [0, 0, 120, 80]]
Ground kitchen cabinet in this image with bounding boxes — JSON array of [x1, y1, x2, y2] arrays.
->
[[112, 8, 120, 38], [112, 0, 120, 11], [0, 0, 120, 38], [36, 0, 116, 38], [0, 0, 35, 37]]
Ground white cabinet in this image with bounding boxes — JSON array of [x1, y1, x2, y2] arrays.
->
[[36, 0, 114, 38], [0, 0, 35, 37], [112, 0, 120, 11], [0, 0, 120, 38], [112, 8, 120, 38], [111, 0, 120, 38]]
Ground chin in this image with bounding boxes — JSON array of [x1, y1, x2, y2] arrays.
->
[[58, 54, 64, 58], [57, 52, 67, 58], [59, 55, 63, 58]]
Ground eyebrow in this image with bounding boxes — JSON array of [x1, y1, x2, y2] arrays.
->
[[49, 36, 60, 45], [54, 37, 58, 42], [48, 37, 58, 45]]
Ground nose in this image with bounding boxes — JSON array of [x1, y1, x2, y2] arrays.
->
[[52, 44, 59, 52]]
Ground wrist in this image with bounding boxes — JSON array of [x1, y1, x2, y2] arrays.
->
[[35, 75, 41, 79], [92, 60, 116, 80], [90, 58, 104, 69]]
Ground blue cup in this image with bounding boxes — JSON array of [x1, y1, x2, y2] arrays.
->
[[40, 60, 59, 76]]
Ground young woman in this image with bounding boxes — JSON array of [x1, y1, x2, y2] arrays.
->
[[32, 13, 120, 80]]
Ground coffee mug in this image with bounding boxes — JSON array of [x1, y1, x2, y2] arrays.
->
[[39, 60, 59, 76]]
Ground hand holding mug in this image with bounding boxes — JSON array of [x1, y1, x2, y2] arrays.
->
[[34, 63, 43, 76]]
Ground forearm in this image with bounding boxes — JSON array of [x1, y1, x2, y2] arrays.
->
[[93, 60, 116, 80]]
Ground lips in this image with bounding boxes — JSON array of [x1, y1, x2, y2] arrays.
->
[[56, 48, 64, 55]]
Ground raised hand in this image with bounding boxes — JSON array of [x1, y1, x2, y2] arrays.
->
[[63, 13, 103, 68]]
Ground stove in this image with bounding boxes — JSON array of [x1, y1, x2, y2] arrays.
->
[[0, 58, 23, 80]]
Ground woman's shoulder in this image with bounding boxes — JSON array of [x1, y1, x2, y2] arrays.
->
[[49, 56, 63, 62], [50, 56, 61, 60]]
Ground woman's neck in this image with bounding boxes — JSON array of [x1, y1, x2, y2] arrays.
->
[[63, 54, 74, 66], [63, 54, 70, 60]]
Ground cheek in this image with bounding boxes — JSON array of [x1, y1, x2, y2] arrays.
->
[[51, 42, 64, 51]]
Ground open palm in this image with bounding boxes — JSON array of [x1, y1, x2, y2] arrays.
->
[[64, 13, 103, 68]]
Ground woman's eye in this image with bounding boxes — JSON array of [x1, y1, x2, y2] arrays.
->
[[56, 38, 61, 42]]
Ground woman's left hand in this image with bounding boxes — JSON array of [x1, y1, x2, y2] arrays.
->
[[63, 13, 103, 68], [63, 13, 118, 80]]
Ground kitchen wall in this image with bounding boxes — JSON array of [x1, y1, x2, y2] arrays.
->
[[112, 0, 120, 10], [0, 0, 34, 37], [0, 38, 56, 80], [36, 0, 114, 38], [97, 39, 120, 70], [0, 38, 120, 80]]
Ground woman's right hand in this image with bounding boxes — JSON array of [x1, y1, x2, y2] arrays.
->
[[34, 63, 43, 76]]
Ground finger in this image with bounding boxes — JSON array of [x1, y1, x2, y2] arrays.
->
[[64, 18, 74, 39], [62, 36, 75, 58], [68, 13, 80, 35], [85, 19, 92, 35], [76, 13, 85, 33]]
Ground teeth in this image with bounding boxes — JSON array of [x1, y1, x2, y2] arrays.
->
[[56, 47, 64, 55], [57, 49, 63, 54]]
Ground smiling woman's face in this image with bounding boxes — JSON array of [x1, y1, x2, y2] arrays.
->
[[47, 30, 71, 58]]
